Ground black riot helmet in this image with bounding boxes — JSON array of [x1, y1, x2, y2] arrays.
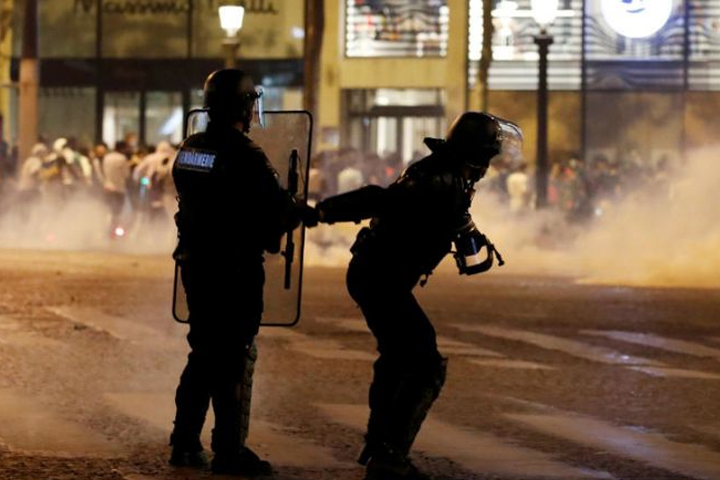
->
[[203, 69, 262, 131], [446, 112, 523, 176]]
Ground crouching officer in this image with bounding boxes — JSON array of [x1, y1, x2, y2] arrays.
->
[[311, 112, 521, 480], [169, 69, 301, 476]]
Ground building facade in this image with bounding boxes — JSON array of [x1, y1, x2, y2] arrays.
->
[[8, 0, 304, 149], [318, 0, 720, 167], [6, 0, 720, 166]]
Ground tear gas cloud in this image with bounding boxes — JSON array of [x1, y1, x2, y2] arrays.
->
[[0, 193, 177, 255], [306, 147, 719, 289], [1, 147, 717, 290], [468, 146, 720, 289]]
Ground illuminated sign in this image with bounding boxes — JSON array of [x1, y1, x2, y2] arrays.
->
[[73, 0, 278, 16], [600, 0, 673, 38]]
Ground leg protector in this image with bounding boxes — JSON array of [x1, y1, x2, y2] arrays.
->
[[211, 341, 257, 454], [361, 356, 447, 464], [393, 357, 448, 457], [360, 356, 403, 465]]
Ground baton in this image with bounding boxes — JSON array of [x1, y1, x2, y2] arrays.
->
[[282, 149, 300, 289]]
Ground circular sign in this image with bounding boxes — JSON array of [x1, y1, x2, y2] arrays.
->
[[600, 0, 674, 38]]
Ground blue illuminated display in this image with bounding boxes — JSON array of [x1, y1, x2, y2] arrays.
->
[[601, 0, 674, 38]]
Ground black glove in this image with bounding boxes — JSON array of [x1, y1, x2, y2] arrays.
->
[[297, 203, 320, 228]]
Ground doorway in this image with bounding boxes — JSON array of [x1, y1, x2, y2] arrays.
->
[[103, 90, 184, 149], [343, 89, 446, 164]]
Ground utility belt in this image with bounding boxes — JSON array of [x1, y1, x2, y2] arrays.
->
[[349, 225, 445, 287]]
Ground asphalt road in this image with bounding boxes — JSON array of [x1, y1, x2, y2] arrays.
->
[[0, 249, 719, 480]]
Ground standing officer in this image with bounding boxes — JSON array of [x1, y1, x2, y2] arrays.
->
[[169, 69, 299, 476], [312, 112, 521, 480]]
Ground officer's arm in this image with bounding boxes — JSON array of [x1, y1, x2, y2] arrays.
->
[[315, 185, 387, 224]]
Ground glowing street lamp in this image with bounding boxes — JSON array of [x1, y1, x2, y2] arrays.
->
[[531, 0, 559, 31], [219, 5, 245, 68], [530, 0, 559, 208]]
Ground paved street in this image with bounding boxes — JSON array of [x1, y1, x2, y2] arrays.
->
[[0, 249, 718, 480]]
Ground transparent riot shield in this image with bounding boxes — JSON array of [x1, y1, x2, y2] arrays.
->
[[172, 109, 313, 326]]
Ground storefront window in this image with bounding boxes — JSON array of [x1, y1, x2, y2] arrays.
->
[[344, 89, 445, 164], [146, 91, 184, 146], [103, 92, 140, 148], [687, 0, 720, 91], [468, 0, 581, 90], [345, 0, 449, 58], [39, 88, 96, 147]]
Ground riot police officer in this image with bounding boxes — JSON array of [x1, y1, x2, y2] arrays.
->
[[169, 69, 299, 476], [313, 112, 522, 480]]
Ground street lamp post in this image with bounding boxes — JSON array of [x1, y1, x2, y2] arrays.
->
[[219, 5, 245, 68], [531, 0, 558, 209], [19, 0, 39, 163]]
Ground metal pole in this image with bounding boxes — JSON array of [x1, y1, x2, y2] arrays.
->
[[139, 90, 147, 146], [534, 31, 553, 209], [223, 38, 240, 68], [681, 0, 690, 163], [479, 0, 494, 111], [18, 0, 39, 163], [95, 0, 104, 145], [304, 0, 325, 155], [580, 0, 587, 165]]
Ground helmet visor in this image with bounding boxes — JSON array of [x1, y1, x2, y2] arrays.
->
[[251, 86, 265, 129], [493, 116, 523, 164]]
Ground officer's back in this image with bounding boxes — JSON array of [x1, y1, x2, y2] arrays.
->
[[173, 122, 284, 265], [363, 145, 470, 273]]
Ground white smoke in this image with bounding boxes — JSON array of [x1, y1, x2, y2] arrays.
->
[[2, 146, 717, 290], [0, 193, 177, 255], [471, 147, 720, 288]]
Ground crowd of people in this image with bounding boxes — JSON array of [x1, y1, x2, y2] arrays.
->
[[4, 133, 178, 242], [0, 128, 678, 250], [308, 145, 677, 226]]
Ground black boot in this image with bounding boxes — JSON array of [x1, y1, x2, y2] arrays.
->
[[211, 446, 272, 476], [168, 434, 210, 468], [364, 444, 431, 480]]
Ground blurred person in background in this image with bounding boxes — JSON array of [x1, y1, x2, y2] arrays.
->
[[124, 132, 140, 157], [587, 153, 620, 205], [337, 148, 365, 194], [16, 143, 48, 219], [308, 153, 328, 203], [39, 139, 69, 206], [381, 152, 403, 187], [66, 137, 93, 189], [506, 162, 532, 214], [484, 158, 510, 204], [125, 144, 149, 222], [90, 143, 109, 198], [362, 152, 384, 186], [102, 141, 132, 238], [133, 141, 177, 226], [50, 138, 84, 196], [563, 155, 593, 223]]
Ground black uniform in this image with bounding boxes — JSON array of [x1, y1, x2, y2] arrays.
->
[[171, 122, 290, 457], [318, 138, 474, 466]]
